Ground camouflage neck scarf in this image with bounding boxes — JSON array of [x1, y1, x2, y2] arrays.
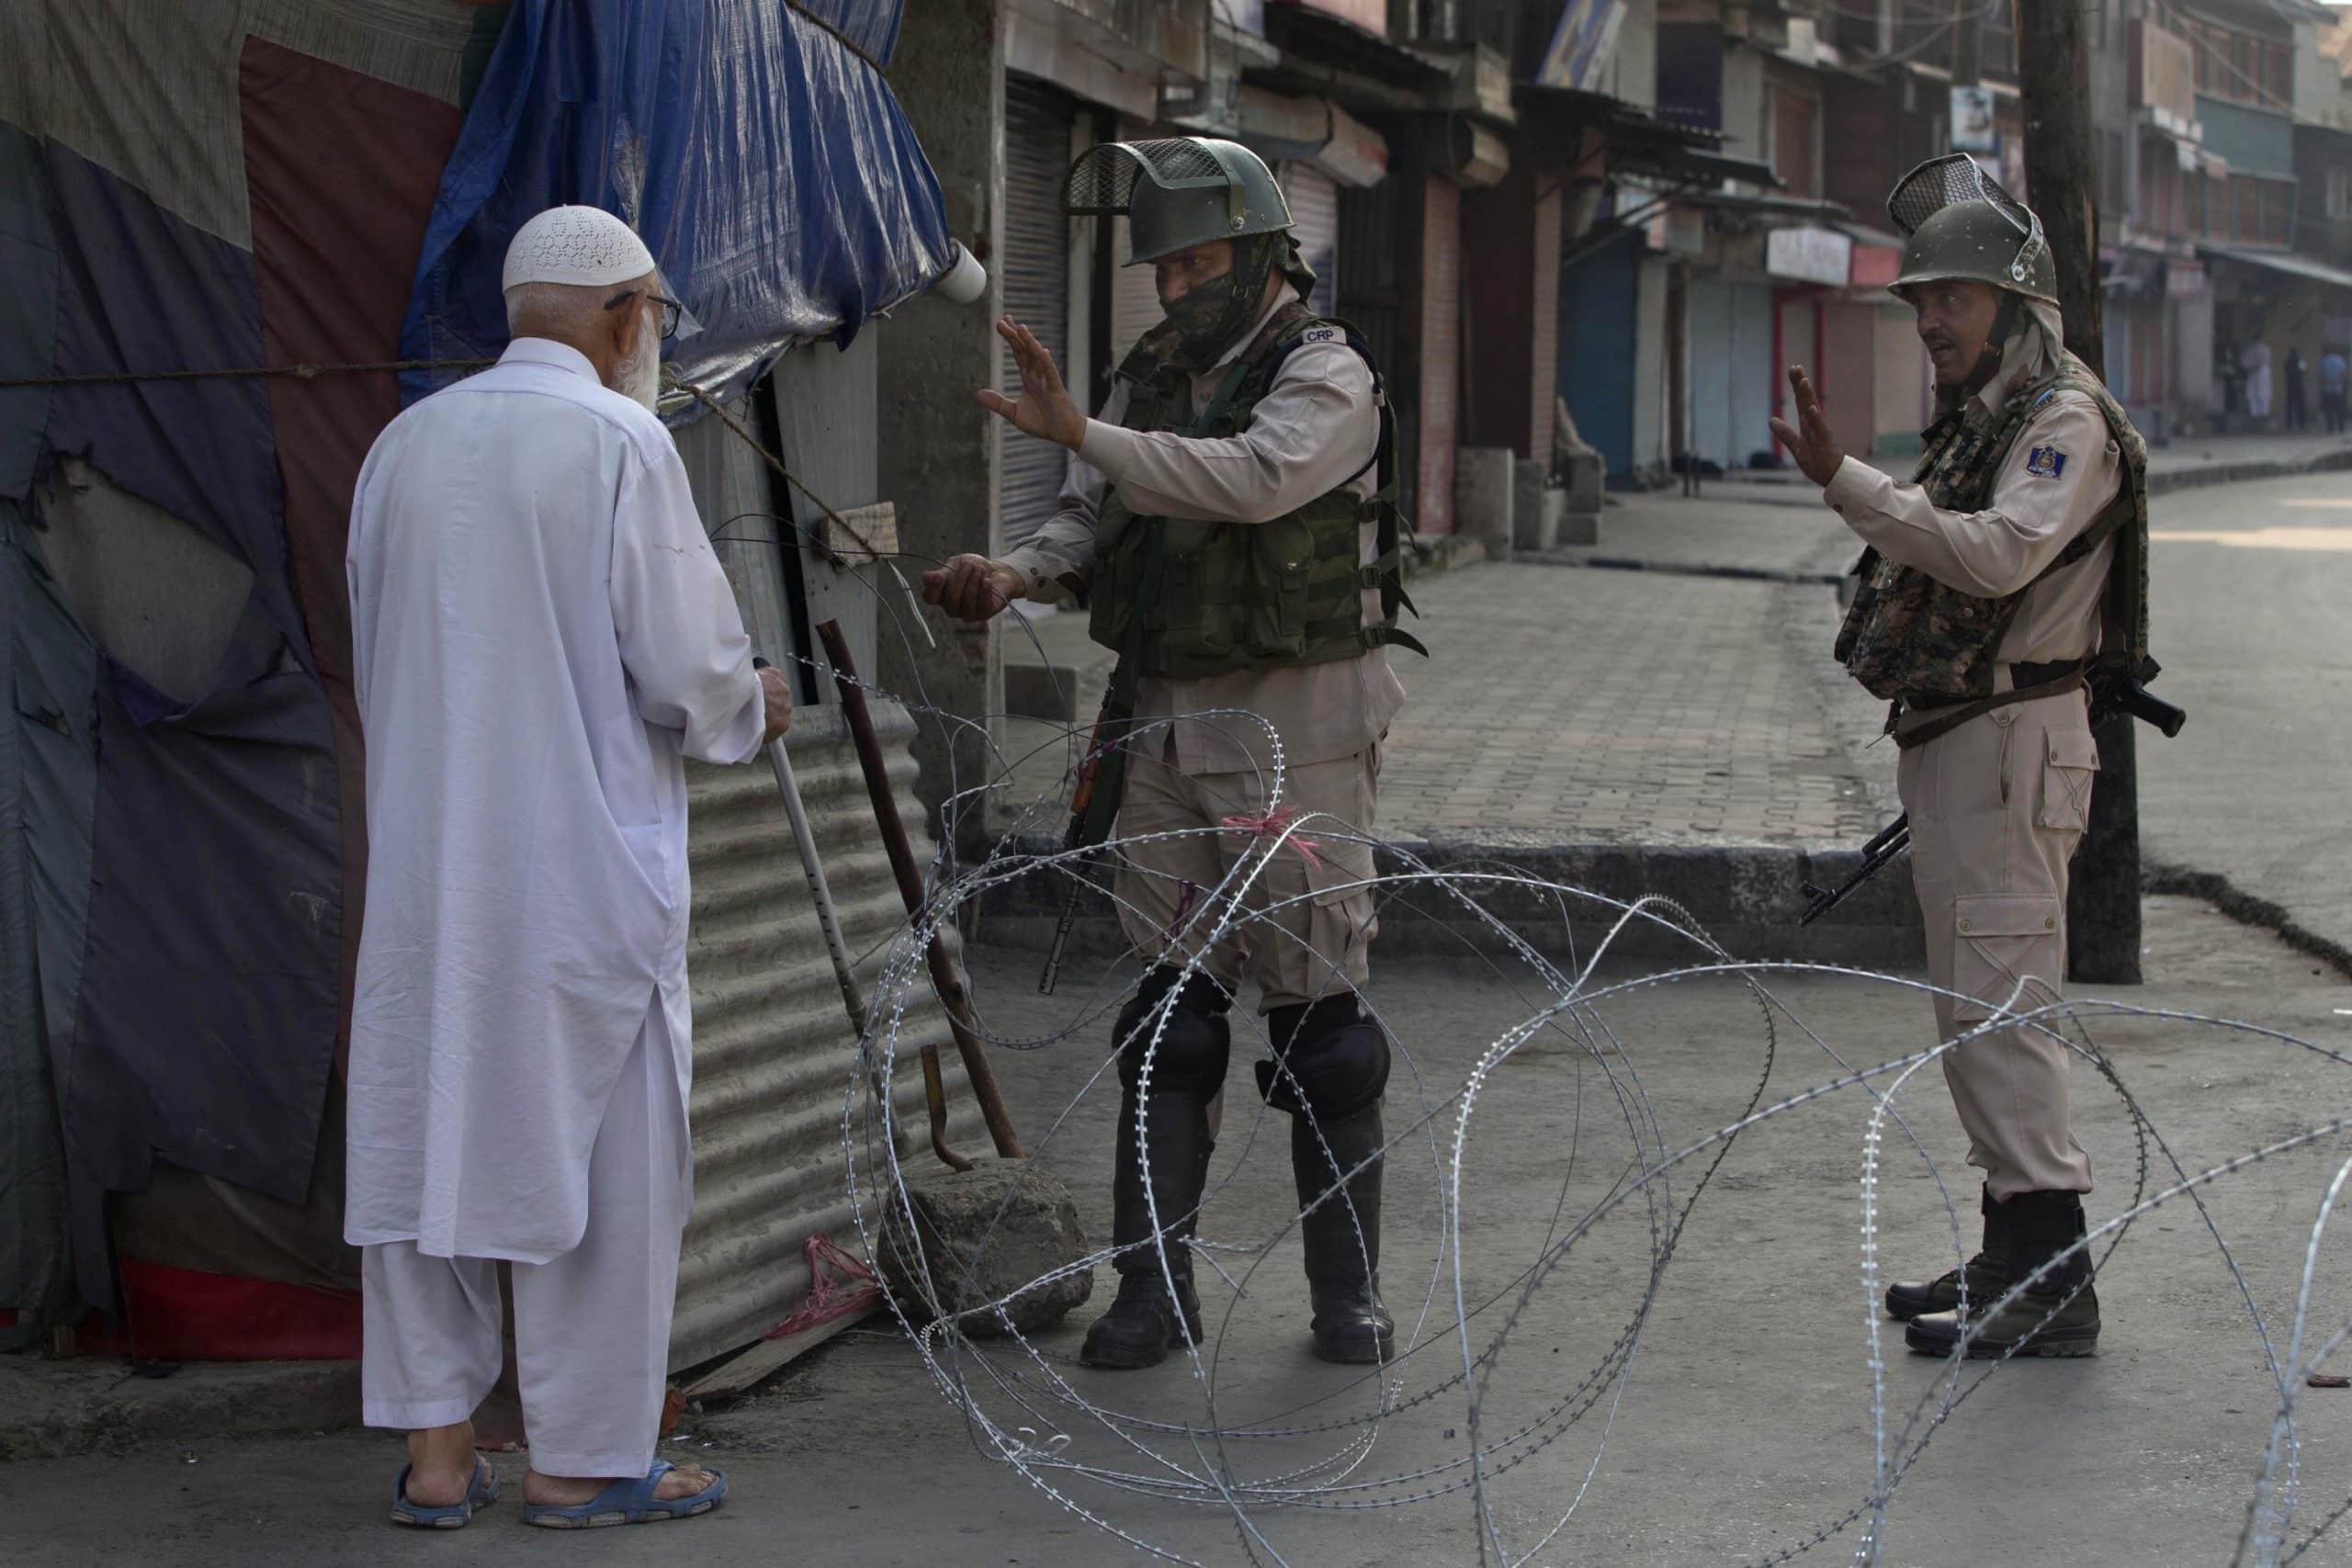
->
[[1162, 232, 1280, 372]]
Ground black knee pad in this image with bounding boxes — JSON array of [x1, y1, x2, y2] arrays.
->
[[1257, 996, 1390, 1119], [1114, 965, 1232, 1097]]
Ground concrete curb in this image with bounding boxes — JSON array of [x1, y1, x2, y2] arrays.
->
[[1705, 447, 2352, 508], [2143, 446, 2352, 498], [0, 1356, 359, 1461], [2143, 860, 2352, 983], [1512, 551, 1845, 586], [974, 834, 1925, 971]]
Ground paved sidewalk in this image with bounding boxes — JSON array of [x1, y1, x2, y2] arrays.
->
[[1381, 496, 1882, 848], [996, 493, 1886, 852]]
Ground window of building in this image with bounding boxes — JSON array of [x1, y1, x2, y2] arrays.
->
[[2188, 16, 2292, 110], [2234, 176, 2260, 240], [2263, 178, 2292, 246], [1770, 85, 1818, 199], [2329, 167, 2352, 223]]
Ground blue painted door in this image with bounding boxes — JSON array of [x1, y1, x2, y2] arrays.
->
[[1557, 231, 1640, 477]]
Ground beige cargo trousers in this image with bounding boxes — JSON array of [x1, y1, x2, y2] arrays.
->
[[1110, 730, 1381, 1011], [1897, 682, 2100, 1199]]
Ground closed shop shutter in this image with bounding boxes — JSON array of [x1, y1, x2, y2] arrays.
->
[[1000, 73, 1076, 550], [1417, 176, 1461, 536], [1108, 121, 1165, 364], [1279, 163, 1340, 317]]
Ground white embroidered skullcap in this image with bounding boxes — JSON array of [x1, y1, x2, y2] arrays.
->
[[502, 205, 658, 291]]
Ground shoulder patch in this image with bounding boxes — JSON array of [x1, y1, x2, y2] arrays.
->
[[1301, 327, 1338, 344], [2025, 445, 2068, 479]]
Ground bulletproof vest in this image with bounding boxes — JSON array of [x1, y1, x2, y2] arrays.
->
[[1835, 348, 2150, 705], [1086, 303, 1425, 680]]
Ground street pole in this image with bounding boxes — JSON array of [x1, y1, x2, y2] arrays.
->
[[2018, 0, 2141, 985]]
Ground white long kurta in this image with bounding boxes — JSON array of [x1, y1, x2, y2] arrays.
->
[[344, 337, 763, 1264]]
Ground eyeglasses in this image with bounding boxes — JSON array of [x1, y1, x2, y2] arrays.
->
[[604, 288, 684, 340]]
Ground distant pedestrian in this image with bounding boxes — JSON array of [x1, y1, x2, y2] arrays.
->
[[2243, 338, 2274, 423], [2323, 348, 2348, 435], [2285, 347, 2310, 433]]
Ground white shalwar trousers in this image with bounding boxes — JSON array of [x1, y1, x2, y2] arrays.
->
[[360, 1002, 690, 1477]]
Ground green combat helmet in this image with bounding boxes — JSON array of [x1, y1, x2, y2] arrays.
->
[[1063, 137, 1292, 265], [1885, 152, 2058, 306]]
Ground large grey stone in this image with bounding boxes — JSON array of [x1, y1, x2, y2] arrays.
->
[[876, 1158, 1092, 1337], [1512, 460, 1564, 550], [1560, 448, 1605, 513], [1454, 446, 1517, 562]]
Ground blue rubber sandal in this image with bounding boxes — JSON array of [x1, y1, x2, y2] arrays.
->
[[390, 1456, 500, 1529], [520, 1461, 727, 1529]]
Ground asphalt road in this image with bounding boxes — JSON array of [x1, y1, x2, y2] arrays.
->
[[8, 900, 2352, 1567], [2139, 468, 2352, 964]]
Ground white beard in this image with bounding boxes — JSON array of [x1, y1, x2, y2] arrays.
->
[[610, 327, 662, 412]]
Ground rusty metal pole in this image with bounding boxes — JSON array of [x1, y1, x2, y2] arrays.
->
[[815, 619, 1026, 1160]]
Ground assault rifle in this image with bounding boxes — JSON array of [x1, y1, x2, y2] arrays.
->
[[1797, 664, 2188, 926], [1037, 687, 1133, 995]]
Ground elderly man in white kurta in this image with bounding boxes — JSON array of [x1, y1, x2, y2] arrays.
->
[[345, 206, 789, 1529]]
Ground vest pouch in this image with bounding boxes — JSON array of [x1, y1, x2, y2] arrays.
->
[[1152, 520, 1238, 675], [1087, 499, 1146, 655], [1240, 514, 1315, 662]]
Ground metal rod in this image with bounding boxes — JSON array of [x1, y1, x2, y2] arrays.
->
[[755, 659, 969, 1173], [814, 620, 1027, 1161]]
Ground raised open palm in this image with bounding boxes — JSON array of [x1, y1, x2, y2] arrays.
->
[[977, 317, 1086, 449]]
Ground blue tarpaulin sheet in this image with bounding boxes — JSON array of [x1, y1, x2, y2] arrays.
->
[[402, 0, 955, 412]]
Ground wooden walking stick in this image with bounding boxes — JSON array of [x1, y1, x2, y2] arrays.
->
[[755, 658, 968, 1173]]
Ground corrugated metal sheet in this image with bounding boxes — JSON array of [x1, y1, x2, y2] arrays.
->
[[1417, 175, 1461, 534], [999, 73, 1076, 549], [673, 701, 978, 1371], [672, 340, 984, 1372]]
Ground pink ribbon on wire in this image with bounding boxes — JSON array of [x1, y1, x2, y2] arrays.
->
[[1220, 804, 1324, 870]]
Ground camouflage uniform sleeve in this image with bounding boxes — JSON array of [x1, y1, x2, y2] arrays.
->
[[999, 384, 1125, 605], [1823, 391, 2122, 598]]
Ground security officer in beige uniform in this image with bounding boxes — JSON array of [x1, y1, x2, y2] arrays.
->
[[923, 139, 1419, 1369], [1773, 156, 2151, 1359]]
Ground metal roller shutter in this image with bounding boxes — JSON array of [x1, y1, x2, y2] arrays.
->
[[1109, 214, 1163, 363], [1279, 164, 1340, 317], [1107, 119, 1166, 374], [1000, 74, 1077, 550]]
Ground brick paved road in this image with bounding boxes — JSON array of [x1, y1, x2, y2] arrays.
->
[[1384, 510, 1889, 847], [994, 493, 1897, 850]]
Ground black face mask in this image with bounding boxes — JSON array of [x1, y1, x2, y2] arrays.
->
[[1163, 234, 1278, 371]]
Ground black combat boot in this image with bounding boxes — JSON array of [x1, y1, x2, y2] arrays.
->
[[1905, 1190, 2099, 1359], [1081, 1089, 1213, 1368], [1884, 1186, 2009, 1321], [1292, 1101, 1396, 1364]]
